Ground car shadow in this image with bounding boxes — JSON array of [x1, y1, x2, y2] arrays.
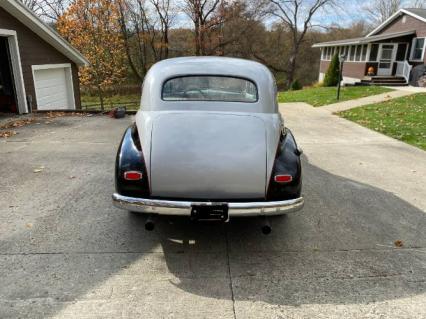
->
[[1, 159, 425, 317]]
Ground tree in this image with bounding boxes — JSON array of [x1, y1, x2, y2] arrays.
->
[[264, 0, 338, 88], [182, 0, 221, 55], [20, 0, 68, 22], [150, 0, 174, 59], [323, 53, 340, 86], [117, 0, 149, 82], [117, 0, 175, 82], [57, 0, 127, 110], [361, 0, 425, 29], [362, 0, 401, 25], [412, 0, 425, 9], [201, 0, 265, 56]]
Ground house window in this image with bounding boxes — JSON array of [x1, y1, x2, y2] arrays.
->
[[369, 44, 379, 61], [361, 45, 368, 61], [350, 45, 356, 61], [355, 45, 362, 61], [410, 38, 425, 61]]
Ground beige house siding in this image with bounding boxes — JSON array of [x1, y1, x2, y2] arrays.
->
[[320, 60, 367, 80], [377, 14, 426, 38]]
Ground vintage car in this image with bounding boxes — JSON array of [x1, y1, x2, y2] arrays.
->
[[112, 57, 304, 233]]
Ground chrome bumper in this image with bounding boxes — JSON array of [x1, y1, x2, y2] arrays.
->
[[112, 193, 304, 217]]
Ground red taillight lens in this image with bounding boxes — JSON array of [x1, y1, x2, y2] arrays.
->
[[274, 174, 292, 183], [124, 171, 143, 181]]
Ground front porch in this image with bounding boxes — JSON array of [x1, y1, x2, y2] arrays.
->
[[362, 58, 414, 85]]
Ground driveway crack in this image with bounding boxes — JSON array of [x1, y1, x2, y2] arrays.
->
[[225, 225, 237, 319]]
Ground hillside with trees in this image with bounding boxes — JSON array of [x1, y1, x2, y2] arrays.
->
[[20, 0, 425, 107]]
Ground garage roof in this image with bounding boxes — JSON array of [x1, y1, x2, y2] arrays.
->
[[0, 0, 89, 66], [312, 30, 416, 48]]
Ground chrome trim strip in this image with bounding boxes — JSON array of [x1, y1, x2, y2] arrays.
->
[[112, 193, 304, 217]]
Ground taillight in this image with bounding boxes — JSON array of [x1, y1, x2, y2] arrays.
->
[[274, 174, 292, 183], [124, 171, 143, 181]]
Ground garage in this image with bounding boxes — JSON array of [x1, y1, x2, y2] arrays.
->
[[32, 64, 75, 110], [0, 0, 88, 115]]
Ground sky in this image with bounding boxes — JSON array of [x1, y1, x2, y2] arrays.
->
[[309, 0, 425, 28]]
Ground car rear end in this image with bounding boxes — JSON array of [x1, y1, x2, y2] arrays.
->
[[112, 57, 304, 225]]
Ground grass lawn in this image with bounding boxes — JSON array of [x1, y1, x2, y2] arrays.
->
[[278, 86, 393, 107], [81, 94, 140, 111], [339, 93, 426, 150]]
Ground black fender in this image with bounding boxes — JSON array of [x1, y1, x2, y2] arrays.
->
[[266, 128, 302, 200], [115, 124, 150, 197]]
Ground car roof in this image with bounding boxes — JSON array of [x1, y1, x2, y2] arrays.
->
[[150, 56, 271, 81], [141, 57, 278, 113]]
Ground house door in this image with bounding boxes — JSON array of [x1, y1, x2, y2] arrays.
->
[[377, 44, 396, 76]]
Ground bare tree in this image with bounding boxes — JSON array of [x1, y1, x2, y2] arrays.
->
[[362, 0, 401, 25], [411, 0, 425, 9], [20, 0, 68, 21], [264, 0, 337, 88], [150, 0, 175, 59], [117, 0, 152, 82], [202, 0, 266, 56], [117, 0, 174, 82], [20, 0, 44, 16], [182, 0, 221, 55]]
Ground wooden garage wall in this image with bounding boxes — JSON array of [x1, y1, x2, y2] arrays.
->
[[0, 7, 81, 110]]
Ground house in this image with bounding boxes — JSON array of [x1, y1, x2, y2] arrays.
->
[[0, 0, 88, 114], [313, 8, 426, 86]]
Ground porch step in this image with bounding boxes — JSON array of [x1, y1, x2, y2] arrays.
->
[[358, 76, 407, 86], [357, 82, 408, 86]]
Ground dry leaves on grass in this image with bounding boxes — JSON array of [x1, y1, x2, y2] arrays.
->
[[0, 130, 17, 138]]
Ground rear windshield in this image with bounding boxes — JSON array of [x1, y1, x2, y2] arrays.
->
[[162, 76, 258, 103]]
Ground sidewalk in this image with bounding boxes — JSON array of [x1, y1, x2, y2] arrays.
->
[[321, 89, 416, 113]]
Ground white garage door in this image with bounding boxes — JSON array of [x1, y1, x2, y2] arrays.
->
[[33, 65, 75, 110]]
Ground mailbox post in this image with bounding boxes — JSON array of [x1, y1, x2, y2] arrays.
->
[[337, 54, 346, 100]]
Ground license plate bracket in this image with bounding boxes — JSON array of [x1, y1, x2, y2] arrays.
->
[[191, 204, 229, 222]]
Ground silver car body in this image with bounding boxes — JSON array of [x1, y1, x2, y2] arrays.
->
[[113, 57, 304, 216]]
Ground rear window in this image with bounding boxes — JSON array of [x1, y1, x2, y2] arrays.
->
[[162, 76, 258, 103]]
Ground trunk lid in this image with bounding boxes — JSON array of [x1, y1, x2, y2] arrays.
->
[[150, 112, 267, 199]]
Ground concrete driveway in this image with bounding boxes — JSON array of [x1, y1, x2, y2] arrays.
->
[[0, 109, 425, 318]]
